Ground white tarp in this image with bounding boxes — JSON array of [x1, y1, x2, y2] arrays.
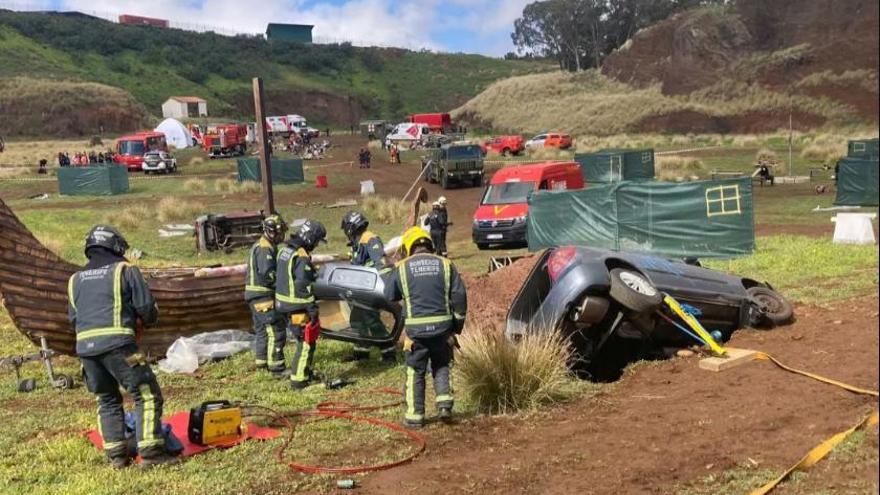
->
[[155, 118, 193, 149]]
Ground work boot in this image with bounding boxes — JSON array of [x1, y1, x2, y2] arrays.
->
[[290, 378, 313, 391], [107, 454, 131, 470], [403, 418, 424, 429], [438, 407, 453, 424], [380, 349, 397, 363], [139, 451, 180, 470], [270, 368, 292, 379]]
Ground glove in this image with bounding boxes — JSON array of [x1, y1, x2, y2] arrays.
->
[[304, 318, 321, 345]]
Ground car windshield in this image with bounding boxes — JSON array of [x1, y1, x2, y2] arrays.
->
[[118, 140, 145, 155], [482, 181, 536, 205], [445, 145, 481, 160]]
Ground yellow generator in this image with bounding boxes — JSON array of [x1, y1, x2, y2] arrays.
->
[[188, 400, 243, 446]]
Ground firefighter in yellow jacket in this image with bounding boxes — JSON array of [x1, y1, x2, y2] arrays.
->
[[384, 227, 467, 428], [245, 214, 287, 376], [275, 220, 327, 390]]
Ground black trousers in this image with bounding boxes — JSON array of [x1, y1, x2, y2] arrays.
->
[[81, 344, 164, 457], [431, 230, 448, 255], [404, 334, 454, 423], [250, 301, 286, 371]]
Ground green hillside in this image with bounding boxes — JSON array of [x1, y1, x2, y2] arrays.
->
[[0, 10, 550, 136]]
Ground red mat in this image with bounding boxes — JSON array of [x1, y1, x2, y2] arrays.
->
[[86, 411, 281, 458]]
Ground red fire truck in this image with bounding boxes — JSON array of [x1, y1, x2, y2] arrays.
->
[[203, 124, 248, 158], [409, 113, 453, 133], [114, 131, 168, 171]]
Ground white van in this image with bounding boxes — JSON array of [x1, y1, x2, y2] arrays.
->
[[384, 123, 429, 147]]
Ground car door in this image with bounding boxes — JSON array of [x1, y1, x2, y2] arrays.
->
[[313, 262, 404, 347]]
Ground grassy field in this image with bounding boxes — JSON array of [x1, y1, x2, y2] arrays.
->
[[0, 132, 878, 494]]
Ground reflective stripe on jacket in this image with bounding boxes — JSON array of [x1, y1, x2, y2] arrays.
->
[[350, 231, 387, 270], [275, 245, 317, 313], [67, 261, 158, 357], [245, 236, 278, 302], [384, 253, 467, 339]]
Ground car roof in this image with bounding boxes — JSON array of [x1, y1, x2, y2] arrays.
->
[[490, 161, 580, 183]]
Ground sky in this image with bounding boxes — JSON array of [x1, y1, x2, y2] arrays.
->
[[27, 0, 533, 56]]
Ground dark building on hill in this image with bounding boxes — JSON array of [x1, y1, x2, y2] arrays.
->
[[266, 23, 313, 43]]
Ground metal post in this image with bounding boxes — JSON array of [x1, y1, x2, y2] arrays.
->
[[252, 77, 275, 214], [788, 110, 793, 177]]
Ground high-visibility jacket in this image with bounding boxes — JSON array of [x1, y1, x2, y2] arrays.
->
[[384, 253, 467, 339], [275, 244, 317, 314], [350, 231, 387, 270], [67, 261, 158, 357], [244, 235, 278, 302]]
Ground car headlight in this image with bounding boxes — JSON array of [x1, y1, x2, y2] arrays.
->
[[473, 219, 480, 227], [513, 216, 527, 224]]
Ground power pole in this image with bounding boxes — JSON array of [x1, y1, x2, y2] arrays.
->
[[252, 77, 274, 214], [788, 110, 793, 177]]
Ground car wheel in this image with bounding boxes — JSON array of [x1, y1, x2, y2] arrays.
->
[[476, 243, 488, 250], [609, 268, 662, 314], [747, 286, 793, 326], [502, 148, 510, 157]]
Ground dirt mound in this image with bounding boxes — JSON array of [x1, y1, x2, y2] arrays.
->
[[463, 255, 539, 329], [0, 77, 150, 138], [361, 295, 879, 494]]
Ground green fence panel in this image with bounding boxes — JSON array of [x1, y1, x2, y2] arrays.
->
[[574, 148, 655, 183], [57, 166, 130, 196], [237, 158, 304, 184], [835, 157, 879, 206], [528, 177, 755, 258], [847, 138, 879, 159]]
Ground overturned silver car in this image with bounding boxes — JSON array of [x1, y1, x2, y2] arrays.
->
[[506, 246, 793, 380]]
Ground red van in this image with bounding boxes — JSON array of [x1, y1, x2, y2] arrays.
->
[[472, 161, 584, 249]]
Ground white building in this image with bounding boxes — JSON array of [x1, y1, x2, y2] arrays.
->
[[161, 96, 207, 119]]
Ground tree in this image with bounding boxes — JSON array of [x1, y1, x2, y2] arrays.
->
[[512, 0, 722, 71]]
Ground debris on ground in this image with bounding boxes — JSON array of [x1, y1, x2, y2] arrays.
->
[[159, 330, 254, 374], [159, 224, 195, 238], [325, 199, 358, 209]]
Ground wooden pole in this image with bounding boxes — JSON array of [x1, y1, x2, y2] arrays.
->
[[252, 77, 274, 214]]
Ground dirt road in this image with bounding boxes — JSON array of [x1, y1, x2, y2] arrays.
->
[[360, 296, 878, 494]]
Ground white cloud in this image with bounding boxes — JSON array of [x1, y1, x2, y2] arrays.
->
[[40, 0, 525, 54]]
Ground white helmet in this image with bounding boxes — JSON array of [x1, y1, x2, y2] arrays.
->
[[438, 196, 447, 205]]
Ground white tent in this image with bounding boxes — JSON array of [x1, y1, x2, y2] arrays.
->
[[154, 118, 193, 149]]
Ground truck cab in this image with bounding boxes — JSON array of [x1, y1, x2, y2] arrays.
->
[[114, 131, 167, 171], [425, 143, 484, 189], [472, 161, 583, 249]]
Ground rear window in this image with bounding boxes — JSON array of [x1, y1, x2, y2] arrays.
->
[[481, 181, 536, 205]]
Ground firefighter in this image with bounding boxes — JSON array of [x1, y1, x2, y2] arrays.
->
[[424, 198, 450, 257], [436, 196, 450, 256], [384, 227, 467, 428], [275, 220, 327, 390], [67, 226, 177, 468], [245, 214, 288, 376], [340, 211, 397, 362]]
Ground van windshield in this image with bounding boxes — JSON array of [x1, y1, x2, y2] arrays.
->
[[481, 181, 536, 205], [446, 145, 482, 160], [118, 140, 145, 155]]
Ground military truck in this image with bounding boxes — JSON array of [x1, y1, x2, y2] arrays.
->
[[423, 143, 484, 189]]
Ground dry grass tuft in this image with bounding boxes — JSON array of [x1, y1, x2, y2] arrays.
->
[[214, 178, 237, 193], [156, 197, 205, 223], [455, 327, 574, 414], [656, 156, 706, 181], [103, 204, 152, 230], [360, 195, 408, 224], [183, 178, 207, 193]]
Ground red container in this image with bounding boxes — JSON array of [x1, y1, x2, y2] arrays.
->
[[315, 175, 328, 188]]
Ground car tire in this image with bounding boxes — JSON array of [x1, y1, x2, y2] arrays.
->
[[476, 243, 488, 250], [502, 148, 510, 157], [746, 286, 793, 326], [609, 268, 662, 314]]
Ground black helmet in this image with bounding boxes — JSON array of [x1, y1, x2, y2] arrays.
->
[[340, 210, 368, 243], [84, 225, 129, 257], [296, 219, 327, 251], [262, 213, 287, 242]]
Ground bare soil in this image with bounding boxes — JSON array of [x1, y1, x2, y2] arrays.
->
[[359, 296, 879, 494]]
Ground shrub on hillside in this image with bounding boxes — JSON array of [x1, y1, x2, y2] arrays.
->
[[455, 327, 574, 414]]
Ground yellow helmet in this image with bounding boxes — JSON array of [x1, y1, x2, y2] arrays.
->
[[401, 227, 432, 257]]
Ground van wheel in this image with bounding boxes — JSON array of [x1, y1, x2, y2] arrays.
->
[[609, 268, 662, 314]]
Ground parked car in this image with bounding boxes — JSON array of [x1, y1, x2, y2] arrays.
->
[[472, 161, 583, 249], [525, 132, 572, 151], [141, 150, 177, 174], [506, 246, 793, 380], [481, 135, 525, 156]]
